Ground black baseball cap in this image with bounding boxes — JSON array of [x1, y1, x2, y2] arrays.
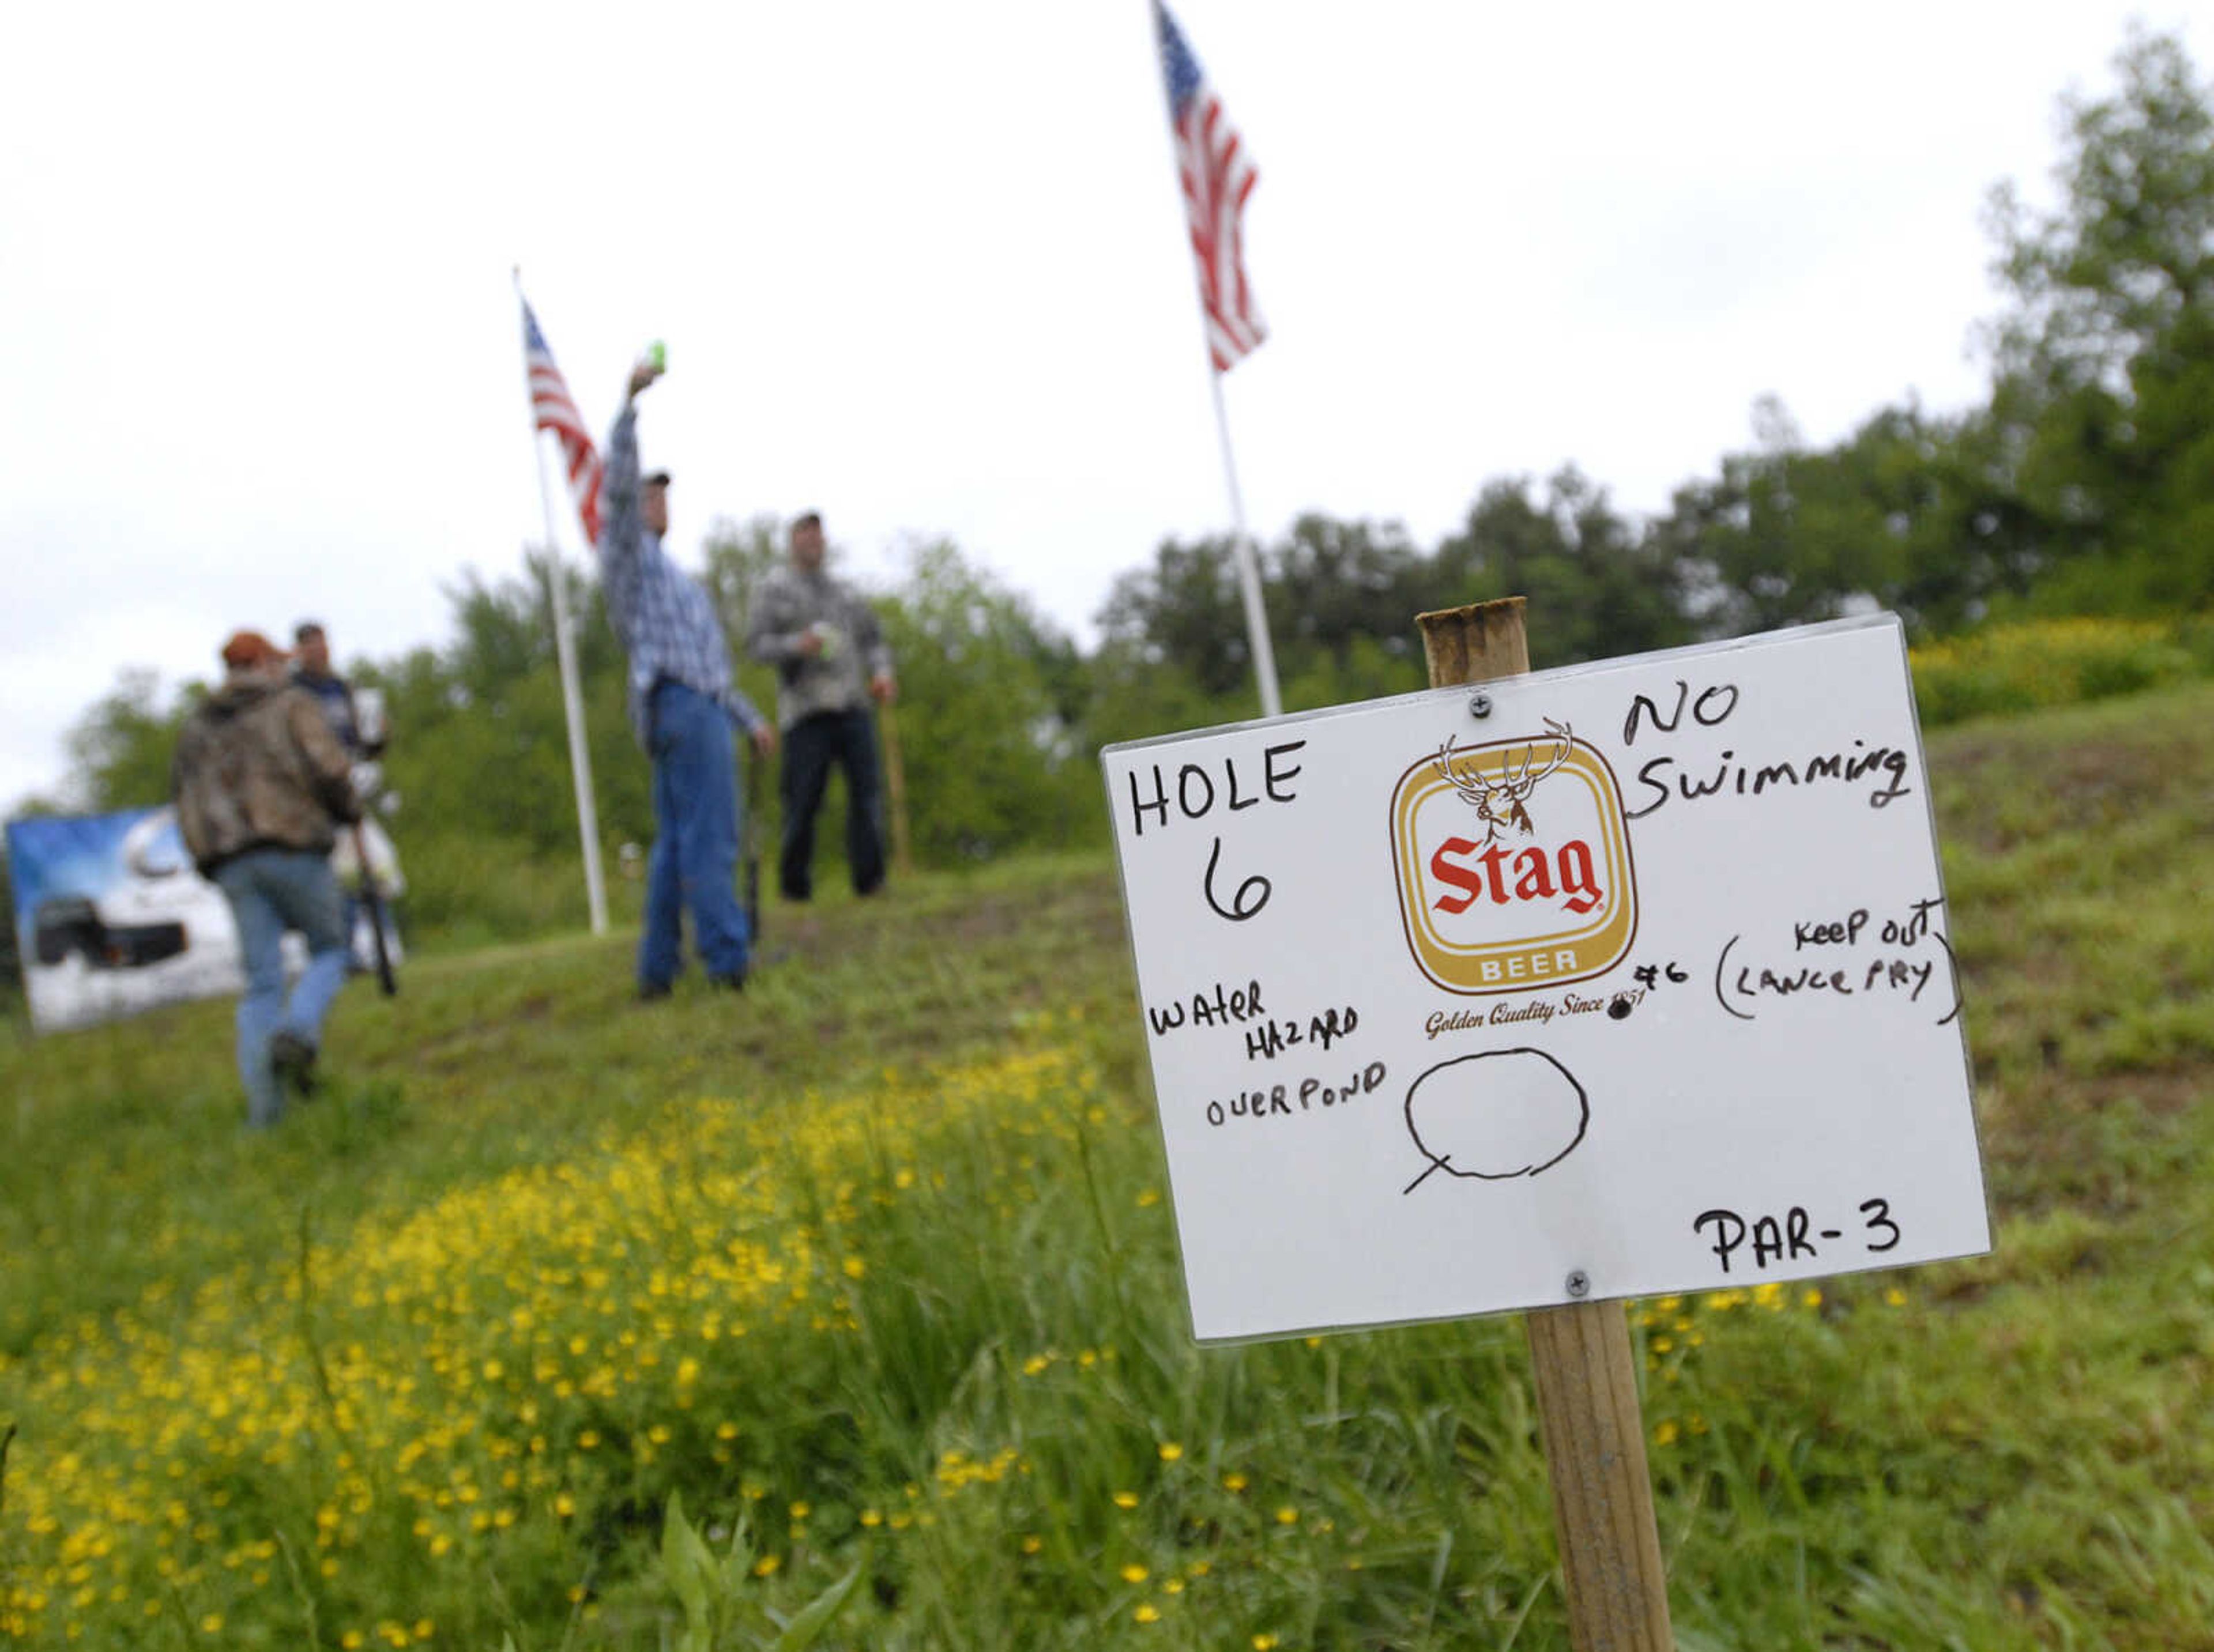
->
[[644, 469, 672, 487]]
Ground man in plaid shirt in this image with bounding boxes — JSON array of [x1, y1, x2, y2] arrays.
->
[[598, 357, 775, 997]]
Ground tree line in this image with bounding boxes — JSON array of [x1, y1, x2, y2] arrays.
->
[[23, 28, 2213, 947]]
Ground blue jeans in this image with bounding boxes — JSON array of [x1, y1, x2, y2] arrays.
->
[[214, 847, 352, 1129], [641, 681, 752, 990]]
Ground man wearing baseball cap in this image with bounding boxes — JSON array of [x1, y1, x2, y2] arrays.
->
[[745, 511, 897, 902], [171, 629, 360, 1127], [597, 354, 775, 998]]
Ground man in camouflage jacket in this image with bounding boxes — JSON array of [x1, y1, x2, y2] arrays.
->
[[744, 512, 897, 902], [172, 629, 360, 1127]]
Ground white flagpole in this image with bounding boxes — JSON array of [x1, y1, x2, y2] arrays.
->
[[1153, 0, 1283, 720], [1204, 366, 1283, 718], [515, 274, 609, 936], [530, 518, 610, 936]]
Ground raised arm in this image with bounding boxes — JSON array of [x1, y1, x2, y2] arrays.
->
[[597, 361, 664, 563], [598, 405, 643, 564]]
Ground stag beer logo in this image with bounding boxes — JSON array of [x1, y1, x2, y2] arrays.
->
[[1390, 719, 1637, 994]]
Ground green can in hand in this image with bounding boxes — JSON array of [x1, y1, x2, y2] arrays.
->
[[644, 340, 667, 373]]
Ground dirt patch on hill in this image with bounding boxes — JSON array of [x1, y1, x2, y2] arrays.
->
[[1977, 1063, 2208, 1222]]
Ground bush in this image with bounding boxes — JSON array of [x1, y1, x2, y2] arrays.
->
[[1909, 618, 2207, 727]]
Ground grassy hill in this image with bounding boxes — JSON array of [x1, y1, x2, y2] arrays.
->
[[2, 683, 2211, 1650]]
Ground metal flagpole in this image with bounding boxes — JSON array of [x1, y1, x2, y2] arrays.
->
[[516, 273, 609, 936], [1205, 367, 1283, 719], [1153, 0, 1282, 719], [530, 514, 609, 936]]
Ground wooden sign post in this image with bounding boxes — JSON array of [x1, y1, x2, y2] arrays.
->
[[1418, 596, 1674, 1651]]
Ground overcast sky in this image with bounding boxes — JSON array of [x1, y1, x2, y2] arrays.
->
[[2, 1, 2195, 813]]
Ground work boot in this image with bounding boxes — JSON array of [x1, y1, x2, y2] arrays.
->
[[269, 1030, 319, 1099]]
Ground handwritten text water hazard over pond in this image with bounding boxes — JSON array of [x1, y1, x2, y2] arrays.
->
[[1147, 978, 1377, 1129]]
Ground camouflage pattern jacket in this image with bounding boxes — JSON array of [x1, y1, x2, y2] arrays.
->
[[744, 564, 893, 731], [171, 672, 360, 876]]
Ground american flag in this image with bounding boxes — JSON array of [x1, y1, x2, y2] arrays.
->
[[522, 300, 605, 545], [1155, 1, 1266, 372]]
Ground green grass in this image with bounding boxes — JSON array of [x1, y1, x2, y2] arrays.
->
[[2, 685, 2212, 1650]]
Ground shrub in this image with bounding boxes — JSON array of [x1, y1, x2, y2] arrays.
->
[[1909, 617, 2205, 726]]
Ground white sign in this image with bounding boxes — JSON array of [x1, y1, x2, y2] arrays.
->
[[1102, 616, 1989, 1343]]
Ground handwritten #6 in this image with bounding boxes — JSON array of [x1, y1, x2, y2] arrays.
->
[[1124, 740, 1307, 924]]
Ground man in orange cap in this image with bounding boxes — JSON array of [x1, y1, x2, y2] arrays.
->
[[172, 629, 361, 1127]]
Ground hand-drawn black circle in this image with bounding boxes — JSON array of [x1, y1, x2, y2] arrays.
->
[[1402, 1048, 1589, 1193]]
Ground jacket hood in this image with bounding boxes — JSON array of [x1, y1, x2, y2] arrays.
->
[[205, 670, 288, 718]]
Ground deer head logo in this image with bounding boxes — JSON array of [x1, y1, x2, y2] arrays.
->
[[1433, 719, 1573, 844]]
